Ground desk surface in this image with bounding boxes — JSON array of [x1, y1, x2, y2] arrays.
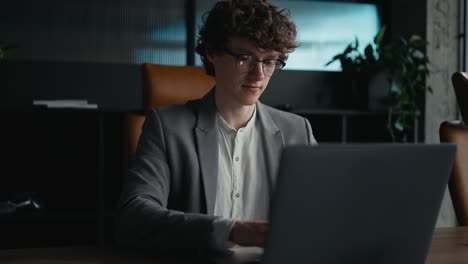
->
[[426, 226, 468, 263], [0, 226, 467, 264]]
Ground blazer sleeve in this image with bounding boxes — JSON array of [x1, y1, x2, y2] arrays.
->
[[114, 109, 216, 251]]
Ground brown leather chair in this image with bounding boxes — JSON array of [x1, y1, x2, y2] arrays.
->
[[440, 121, 468, 225], [451, 72, 468, 123], [126, 63, 215, 159], [439, 72, 468, 225]]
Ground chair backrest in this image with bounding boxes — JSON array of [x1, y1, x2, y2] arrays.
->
[[440, 121, 468, 225], [451, 72, 468, 124], [126, 63, 215, 158]]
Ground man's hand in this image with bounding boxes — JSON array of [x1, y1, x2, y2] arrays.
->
[[229, 220, 269, 247]]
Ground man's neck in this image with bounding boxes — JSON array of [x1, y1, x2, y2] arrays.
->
[[215, 97, 255, 130]]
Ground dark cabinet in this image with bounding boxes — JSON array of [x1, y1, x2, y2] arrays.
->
[[0, 111, 124, 248]]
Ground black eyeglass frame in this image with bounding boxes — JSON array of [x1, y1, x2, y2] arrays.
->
[[223, 48, 286, 76]]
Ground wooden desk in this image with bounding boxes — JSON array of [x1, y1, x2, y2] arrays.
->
[[0, 227, 467, 264], [426, 226, 468, 263]]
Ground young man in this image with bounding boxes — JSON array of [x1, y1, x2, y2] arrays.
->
[[114, 0, 316, 253]]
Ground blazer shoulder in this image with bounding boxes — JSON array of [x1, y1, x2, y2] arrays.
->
[[147, 101, 197, 131], [150, 95, 206, 116], [260, 103, 317, 145], [261, 103, 307, 125]]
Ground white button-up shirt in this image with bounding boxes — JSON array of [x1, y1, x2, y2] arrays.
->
[[214, 107, 270, 220]]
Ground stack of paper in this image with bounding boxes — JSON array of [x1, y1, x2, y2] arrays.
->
[[33, 100, 98, 109]]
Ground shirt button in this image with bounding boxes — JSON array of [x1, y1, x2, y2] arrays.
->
[[235, 157, 239, 162], [235, 193, 240, 198]]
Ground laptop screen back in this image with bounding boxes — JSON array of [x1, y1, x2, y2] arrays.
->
[[263, 144, 456, 264]]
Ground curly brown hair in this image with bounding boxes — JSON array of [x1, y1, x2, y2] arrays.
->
[[195, 0, 298, 76]]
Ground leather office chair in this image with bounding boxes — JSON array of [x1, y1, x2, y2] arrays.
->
[[439, 72, 468, 225], [440, 121, 468, 225], [126, 63, 215, 158], [451, 72, 468, 123]]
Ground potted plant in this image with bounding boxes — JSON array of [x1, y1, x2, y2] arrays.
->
[[379, 34, 431, 142], [325, 28, 385, 110], [326, 27, 431, 142]]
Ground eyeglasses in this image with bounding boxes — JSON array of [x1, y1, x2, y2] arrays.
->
[[224, 48, 285, 77]]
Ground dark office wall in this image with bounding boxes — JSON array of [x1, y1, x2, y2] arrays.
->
[[0, 0, 183, 111], [0, 0, 186, 65], [389, 0, 427, 39]]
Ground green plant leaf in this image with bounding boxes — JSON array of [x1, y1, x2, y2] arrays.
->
[[325, 54, 343, 66], [364, 44, 376, 64], [343, 43, 354, 54], [374, 26, 386, 46]]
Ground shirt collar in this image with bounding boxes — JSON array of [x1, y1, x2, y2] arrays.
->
[[217, 107, 257, 134]]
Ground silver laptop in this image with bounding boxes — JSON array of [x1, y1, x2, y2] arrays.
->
[[263, 144, 456, 264]]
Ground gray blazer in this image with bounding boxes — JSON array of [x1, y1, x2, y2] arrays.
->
[[114, 90, 316, 251]]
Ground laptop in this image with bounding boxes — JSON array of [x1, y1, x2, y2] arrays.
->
[[262, 144, 456, 264]]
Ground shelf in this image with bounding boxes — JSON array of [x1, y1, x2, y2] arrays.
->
[[0, 211, 97, 222], [290, 108, 421, 143], [292, 108, 421, 116]]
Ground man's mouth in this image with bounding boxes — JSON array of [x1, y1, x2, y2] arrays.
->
[[242, 84, 262, 90]]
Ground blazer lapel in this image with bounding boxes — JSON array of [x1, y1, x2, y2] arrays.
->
[[257, 102, 284, 194], [194, 90, 218, 215]]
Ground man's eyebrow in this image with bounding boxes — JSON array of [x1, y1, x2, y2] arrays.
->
[[232, 47, 280, 59], [257, 49, 281, 59], [232, 47, 253, 54], [251, 51, 281, 59], [260, 53, 281, 60]]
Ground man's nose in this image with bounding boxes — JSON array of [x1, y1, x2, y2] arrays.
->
[[248, 61, 265, 79]]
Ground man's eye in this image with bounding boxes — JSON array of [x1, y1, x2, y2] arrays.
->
[[238, 55, 251, 61], [264, 60, 277, 67]]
